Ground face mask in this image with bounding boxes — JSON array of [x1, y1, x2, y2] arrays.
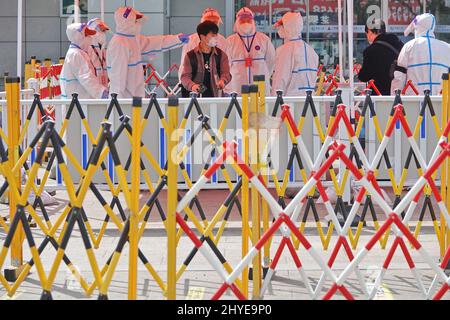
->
[[277, 27, 286, 39], [135, 15, 148, 35], [135, 22, 142, 35], [80, 35, 93, 52], [208, 37, 218, 47], [367, 33, 374, 45], [92, 32, 107, 47], [238, 23, 255, 35]]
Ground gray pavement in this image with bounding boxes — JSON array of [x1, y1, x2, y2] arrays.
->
[[0, 189, 448, 300]]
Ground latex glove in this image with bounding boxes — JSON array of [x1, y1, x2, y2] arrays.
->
[[191, 84, 201, 93], [217, 79, 226, 90], [178, 33, 190, 44], [101, 90, 109, 99]]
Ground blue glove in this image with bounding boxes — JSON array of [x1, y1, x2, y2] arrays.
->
[[101, 90, 109, 99], [178, 33, 190, 44]]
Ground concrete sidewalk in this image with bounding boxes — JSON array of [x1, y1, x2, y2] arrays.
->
[[0, 189, 448, 300]]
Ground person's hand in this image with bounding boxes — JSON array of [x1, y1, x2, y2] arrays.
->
[[178, 33, 190, 44], [217, 79, 226, 90], [191, 84, 201, 93]]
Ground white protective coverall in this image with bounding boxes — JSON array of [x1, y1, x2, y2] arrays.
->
[[107, 7, 187, 98], [224, 7, 275, 95], [87, 18, 109, 87], [392, 13, 450, 95], [61, 23, 107, 99], [178, 8, 228, 82], [271, 12, 319, 96]]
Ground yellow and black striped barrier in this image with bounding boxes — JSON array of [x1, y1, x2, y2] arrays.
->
[[0, 73, 450, 300]]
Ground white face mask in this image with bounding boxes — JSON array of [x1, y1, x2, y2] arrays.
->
[[238, 23, 255, 35], [92, 32, 107, 47], [277, 27, 286, 39], [135, 16, 149, 35], [208, 36, 218, 47]]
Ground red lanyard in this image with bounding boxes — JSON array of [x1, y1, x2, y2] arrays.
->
[[91, 45, 105, 69]]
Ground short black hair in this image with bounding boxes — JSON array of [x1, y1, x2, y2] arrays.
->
[[197, 21, 219, 37], [365, 19, 386, 34]]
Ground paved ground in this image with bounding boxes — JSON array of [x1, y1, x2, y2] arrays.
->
[[0, 188, 448, 300]]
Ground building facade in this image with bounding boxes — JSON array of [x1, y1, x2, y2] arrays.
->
[[1, 1, 450, 90]]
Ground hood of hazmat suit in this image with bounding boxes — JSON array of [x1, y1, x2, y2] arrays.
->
[[271, 12, 319, 96], [107, 7, 186, 98], [392, 13, 450, 95], [179, 8, 227, 81], [88, 18, 110, 47], [61, 23, 107, 99], [225, 7, 275, 95], [87, 18, 110, 86], [201, 7, 223, 25]]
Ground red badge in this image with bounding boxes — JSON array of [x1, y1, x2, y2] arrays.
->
[[245, 57, 253, 68]]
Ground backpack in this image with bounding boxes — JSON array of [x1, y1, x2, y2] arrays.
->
[[181, 49, 222, 98]]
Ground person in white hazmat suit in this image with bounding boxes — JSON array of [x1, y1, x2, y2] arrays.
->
[[61, 23, 108, 99], [392, 13, 450, 95], [225, 7, 275, 95], [178, 8, 228, 82], [271, 12, 319, 96], [107, 7, 189, 98], [87, 18, 110, 87]]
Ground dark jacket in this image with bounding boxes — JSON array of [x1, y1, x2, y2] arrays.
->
[[358, 33, 404, 95], [180, 46, 232, 97]]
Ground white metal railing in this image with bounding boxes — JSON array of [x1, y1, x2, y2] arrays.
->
[[0, 94, 443, 193]]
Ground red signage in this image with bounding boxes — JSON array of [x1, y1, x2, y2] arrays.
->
[[245, 0, 423, 25], [245, 0, 338, 15], [388, 1, 422, 25]]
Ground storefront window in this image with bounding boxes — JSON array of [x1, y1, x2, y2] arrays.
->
[[412, 0, 450, 42], [354, 1, 382, 68], [235, 1, 340, 71], [234, 1, 450, 78], [61, 0, 88, 17], [308, 1, 340, 72]]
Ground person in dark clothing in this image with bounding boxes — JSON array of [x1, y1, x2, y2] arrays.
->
[[180, 21, 232, 98], [358, 20, 404, 95]]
